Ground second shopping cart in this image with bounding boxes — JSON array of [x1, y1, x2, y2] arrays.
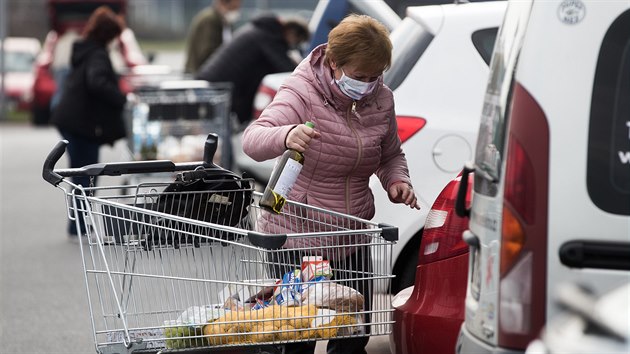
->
[[126, 80, 234, 170]]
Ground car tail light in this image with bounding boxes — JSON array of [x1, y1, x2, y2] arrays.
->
[[498, 83, 549, 349], [419, 173, 471, 264], [253, 84, 277, 119], [396, 116, 426, 143]]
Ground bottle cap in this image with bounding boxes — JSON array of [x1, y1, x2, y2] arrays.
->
[[305, 121, 315, 128]]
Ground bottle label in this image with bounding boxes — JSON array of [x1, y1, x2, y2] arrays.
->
[[274, 159, 303, 198]]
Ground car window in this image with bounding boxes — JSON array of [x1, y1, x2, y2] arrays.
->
[[5, 51, 36, 73], [587, 9, 630, 215], [473, 0, 534, 196], [472, 28, 499, 65], [383, 17, 433, 90]]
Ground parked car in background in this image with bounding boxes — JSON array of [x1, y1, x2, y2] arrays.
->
[[456, 1, 630, 353], [390, 171, 472, 354], [31, 0, 148, 126], [0, 37, 41, 113], [238, 0, 506, 294]]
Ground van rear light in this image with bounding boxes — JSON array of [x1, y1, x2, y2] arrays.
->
[[499, 251, 533, 334], [419, 173, 471, 264], [501, 180, 526, 276], [253, 84, 277, 119], [504, 135, 536, 224], [396, 116, 426, 143], [498, 83, 549, 349]]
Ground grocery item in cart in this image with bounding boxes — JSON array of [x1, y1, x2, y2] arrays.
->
[[301, 255, 333, 281], [202, 304, 360, 346], [301, 281, 365, 313]]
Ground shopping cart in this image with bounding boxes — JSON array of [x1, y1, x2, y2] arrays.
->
[[43, 135, 397, 354], [126, 80, 234, 170]]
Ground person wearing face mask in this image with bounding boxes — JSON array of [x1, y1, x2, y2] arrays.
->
[[242, 14, 419, 354], [195, 14, 310, 126], [183, 0, 241, 74]]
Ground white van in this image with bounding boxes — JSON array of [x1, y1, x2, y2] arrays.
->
[[455, 0, 630, 353]]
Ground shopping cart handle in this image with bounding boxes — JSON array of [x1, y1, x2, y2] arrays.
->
[[42, 139, 69, 186], [204, 133, 218, 166], [43, 133, 222, 186]]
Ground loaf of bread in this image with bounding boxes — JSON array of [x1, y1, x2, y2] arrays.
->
[[301, 282, 364, 312]]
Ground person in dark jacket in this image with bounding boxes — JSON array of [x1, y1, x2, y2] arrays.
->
[[195, 14, 309, 126], [50, 5, 127, 241]]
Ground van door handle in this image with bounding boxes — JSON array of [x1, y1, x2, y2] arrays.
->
[[463, 230, 479, 249], [559, 240, 630, 270]]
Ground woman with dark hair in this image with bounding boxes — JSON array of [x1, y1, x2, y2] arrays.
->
[[50, 6, 128, 241]]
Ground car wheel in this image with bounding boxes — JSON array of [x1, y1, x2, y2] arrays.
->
[[391, 231, 422, 293]]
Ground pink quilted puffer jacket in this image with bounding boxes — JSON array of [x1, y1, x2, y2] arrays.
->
[[242, 44, 412, 253]]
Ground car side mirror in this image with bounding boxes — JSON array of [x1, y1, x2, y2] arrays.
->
[[455, 162, 474, 218]]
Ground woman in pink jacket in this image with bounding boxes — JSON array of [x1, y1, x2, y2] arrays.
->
[[242, 14, 419, 354]]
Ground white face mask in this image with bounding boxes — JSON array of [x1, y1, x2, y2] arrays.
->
[[224, 10, 241, 25], [335, 69, 378, 100]]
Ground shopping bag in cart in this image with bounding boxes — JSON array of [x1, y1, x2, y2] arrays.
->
[[149, 168, 253, 247]]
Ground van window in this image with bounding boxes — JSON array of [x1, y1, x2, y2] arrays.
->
[[473, 0, 534, 196], [587, 9, 630, 215], [472, 28, 499, 65], [384, 21, 498, 92]]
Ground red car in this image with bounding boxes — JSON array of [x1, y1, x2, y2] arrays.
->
[[390, 171, 472, 354], [31, 0, 147, 126], [1, 37, 41, 112]]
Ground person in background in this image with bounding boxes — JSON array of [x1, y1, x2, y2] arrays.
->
[[195, 13, 310, 126], [49, 28, 80, 111], [50, 5, 128, 242], [183, 0, 242, 74], [242, 14, 420, 354]]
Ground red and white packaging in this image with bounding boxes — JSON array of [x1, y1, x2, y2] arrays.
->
[[301, 256, 333, 282]]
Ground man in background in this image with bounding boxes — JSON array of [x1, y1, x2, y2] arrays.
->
[[195, 14, 309, 126], [183, 0, 242, 74]]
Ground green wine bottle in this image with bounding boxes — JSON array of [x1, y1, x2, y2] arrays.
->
[[259, 121, 315, 213]]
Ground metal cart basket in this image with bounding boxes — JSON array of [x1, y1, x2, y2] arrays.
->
[[43, 135, 397, 354], [126, 80, 234, 169]]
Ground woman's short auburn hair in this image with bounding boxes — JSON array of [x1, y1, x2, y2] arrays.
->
[[83, 6, 125, 46], [325, 14, 392, 73]]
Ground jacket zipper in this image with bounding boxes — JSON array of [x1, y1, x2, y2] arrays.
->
[[345, 101, 362, 214]]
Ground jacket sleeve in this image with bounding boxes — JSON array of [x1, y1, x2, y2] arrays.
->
[[185, 11, 223, 73], [84, 51, 126, 109], [375, 106, 413, 190], [242, 85, 309, 161]]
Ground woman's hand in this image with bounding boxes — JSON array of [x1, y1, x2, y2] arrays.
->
[[388, 182, 420, 210], [285, 123, 321, 152]]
